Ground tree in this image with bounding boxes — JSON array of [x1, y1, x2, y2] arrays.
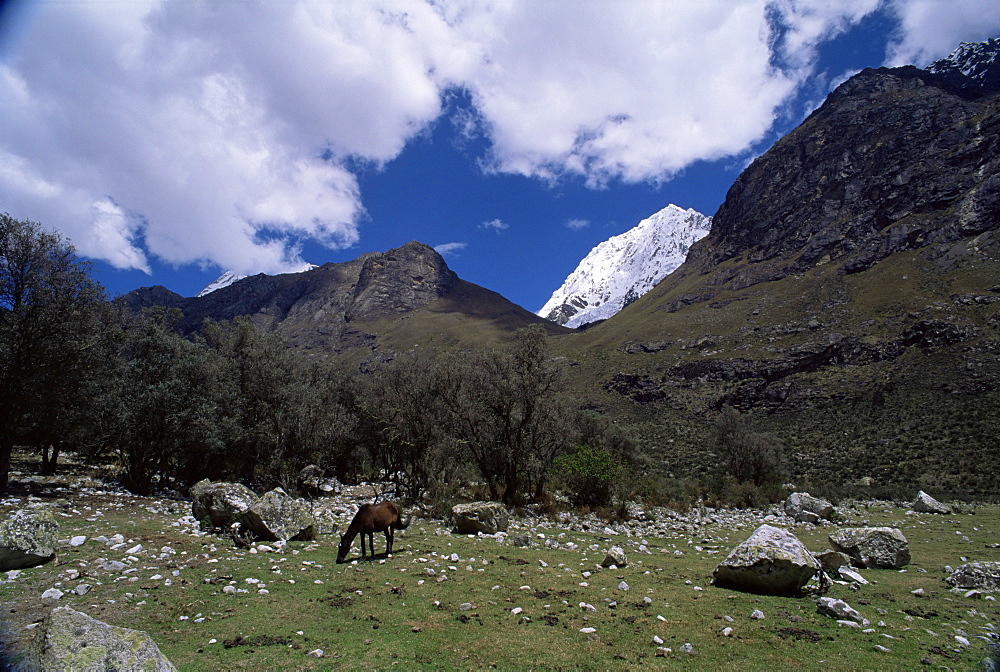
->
[[0, 214, 108, 490], [712, 406, 785, 487], [437, 326, 575, 505]]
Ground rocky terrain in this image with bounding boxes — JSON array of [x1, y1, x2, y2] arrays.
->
[[2, 454, 999, 669]]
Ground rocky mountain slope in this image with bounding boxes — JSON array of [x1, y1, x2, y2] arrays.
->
[[122, 241, 567, 357], [557, 42, 1000, 493], [537, 205, 711, 328]]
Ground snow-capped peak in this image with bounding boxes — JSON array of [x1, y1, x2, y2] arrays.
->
[[196, 264, 318, 297], [538, 204, 711, 328], [928, 37, 1000, 86]]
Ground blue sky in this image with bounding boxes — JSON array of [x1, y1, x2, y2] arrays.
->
[[1, 2, 998, 313]]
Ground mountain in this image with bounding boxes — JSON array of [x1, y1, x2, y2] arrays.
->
[[927, 37, 1000, 93], [537, 204, 711, 328], [122, 241, 568, 358], [196, 270, 248, 297], [558, 41, 1000, 495]]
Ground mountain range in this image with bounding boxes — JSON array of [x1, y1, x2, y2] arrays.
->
[[536, 204, 711, 328], [124, 38, 1000, 495]]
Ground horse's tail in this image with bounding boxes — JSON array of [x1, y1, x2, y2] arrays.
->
[[396, 516, 411, 530]]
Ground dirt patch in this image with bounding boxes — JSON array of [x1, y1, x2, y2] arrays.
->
[[223, 634, 296, 649], [776, 627, 824, 643]]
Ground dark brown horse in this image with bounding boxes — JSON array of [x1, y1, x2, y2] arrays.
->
[[336, 501, 410, 563]]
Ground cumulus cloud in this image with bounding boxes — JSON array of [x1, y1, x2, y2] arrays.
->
[[480, 218, 509, 233], [0, 0, 994, 276], [565, 218, 591, 231], [884, 0, 1000, 66]]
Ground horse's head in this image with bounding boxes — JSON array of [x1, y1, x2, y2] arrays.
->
[[336, 534, 349, 564]]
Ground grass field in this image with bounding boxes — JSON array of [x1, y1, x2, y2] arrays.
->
[[2, 482, 999, 670]]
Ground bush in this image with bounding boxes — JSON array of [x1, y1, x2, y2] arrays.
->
[[553, 444, 625, 508]]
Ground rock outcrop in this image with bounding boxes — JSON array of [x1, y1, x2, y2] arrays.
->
[[191, 480, 257, 529], [712, 524, 820, 596], [237, 488, 317, 542], [0, 509, 58, 571], [452, 502, 510, 535], [945, 561, 1000, 592], [26, 606, 176, 671], [829, 527, 910, 569], [913, 491, 951, 514]]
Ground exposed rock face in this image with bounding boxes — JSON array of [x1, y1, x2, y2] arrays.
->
[[0, 509, 58, 571], [686, 65, 1000, 284], [452, 502, 510, 535], [784, 492, 835, 524], [712, 524, 820, 596], [191, 480, 257, 529], [237, 488, 317, 542], [828, 527, 910, 569], [913, 490, 951, 514], [945, 561, 1000, 592], [26, 606, 176, 671], [346, 241, 458, 321]]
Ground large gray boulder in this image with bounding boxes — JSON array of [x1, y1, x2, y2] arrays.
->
[[191, 479, 256, 528], [829, 527, 910, 569], [452, 502, 509, 535], [26, 606, 176, 671], [784, 492, 835, 523], [237, 488, 316, 541], [913, 490, 951, 514], [0, 508, 59, 571], [712, 524, 821, 596], [945, 562, 1000, 592]]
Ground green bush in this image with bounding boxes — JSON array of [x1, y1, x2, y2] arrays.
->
[[553, 444, 625, 508]]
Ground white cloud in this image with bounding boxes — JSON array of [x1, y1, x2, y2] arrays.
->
[[434, 241, 466, 256], [884, 0, 1000, 66], [480, 218, 508, 233], [1, 0, 994, 277], [565, 218, 590, 231]]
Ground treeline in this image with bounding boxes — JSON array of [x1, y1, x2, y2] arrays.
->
[[0, 214, 637, 505]]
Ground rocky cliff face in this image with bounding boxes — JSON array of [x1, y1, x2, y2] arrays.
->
[[683, 64, 999, 296]]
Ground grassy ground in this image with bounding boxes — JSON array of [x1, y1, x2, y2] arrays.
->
[[3, 487, 999, 671]]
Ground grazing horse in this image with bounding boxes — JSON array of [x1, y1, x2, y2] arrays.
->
[[336, 501, 410, 563]]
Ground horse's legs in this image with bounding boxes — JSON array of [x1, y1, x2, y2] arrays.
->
[[386, 528, 393, 555]]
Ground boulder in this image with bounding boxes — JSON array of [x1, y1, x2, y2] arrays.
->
[[191, 480, 256, 528], [296, 465, 340, 497], [816, 597, 867, 624], [912, 490, 951, 514], [237, 488, 316, 542], [828, 527, 910, 569], [814, 550, 852, 573], [601, 546, 628, 568], [0, 509, 59, 571], [784, 492, 834, 523], [945, 562, 1000, 592], [26, 606, 176, 671], [712, 524, 820, 596], [452, 502, 509, 535]]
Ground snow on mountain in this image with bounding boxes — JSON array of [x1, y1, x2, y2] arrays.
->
[[537, 204, 711, 328], [928, 37, 1000, 87], [196, 264, 318, 297]]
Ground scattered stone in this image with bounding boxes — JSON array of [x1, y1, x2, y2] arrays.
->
[[25, 606, 176, 671], [602, 546, 627, 568], [814, 550, 851, 573], [191, 480, 257, 529], [712, 524, 820, 595], [296, 465, 340, 498], [69, 535, 87, 547], [912, 491, 951, 514], [74, 584, 92, 596], [945, 562, 1000, 592], [618, 581, 629, 591], [306, 649, 324, 658], [40, 588, 63, 600], [750, 610, 765, 620], [784, 493, 834, 523], [452, 502, 509, 535], [0, 509, 59, 571], [828, 527, 910, 569], [679, 642, 694, 654]]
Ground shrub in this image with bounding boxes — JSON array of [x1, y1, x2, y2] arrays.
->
[[553, 444, 625, 508]]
